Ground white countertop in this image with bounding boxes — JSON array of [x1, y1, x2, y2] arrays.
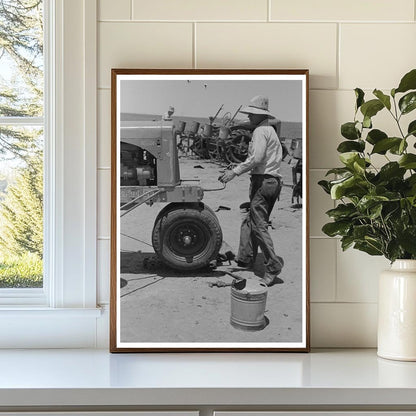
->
[[0, 349, 416, 408]]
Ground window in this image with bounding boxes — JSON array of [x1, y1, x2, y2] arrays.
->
[[0, 0, 100, 348], [0, 0, 44, 291]]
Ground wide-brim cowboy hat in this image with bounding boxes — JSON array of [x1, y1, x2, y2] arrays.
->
[[239, 95, 275, 118]]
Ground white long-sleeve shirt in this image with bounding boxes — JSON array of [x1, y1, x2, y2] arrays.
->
[[232, 119, 282, 178]]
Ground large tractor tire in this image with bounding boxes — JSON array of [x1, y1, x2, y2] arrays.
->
[[152, 203, 223, 271]]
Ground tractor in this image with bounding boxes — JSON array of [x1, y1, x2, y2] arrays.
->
[[119, 119, 223, 271]]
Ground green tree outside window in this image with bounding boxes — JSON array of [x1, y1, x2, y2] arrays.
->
[[0, 0, 44, 288]]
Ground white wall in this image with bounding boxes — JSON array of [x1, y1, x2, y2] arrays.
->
[[96, 0, 416, 347]]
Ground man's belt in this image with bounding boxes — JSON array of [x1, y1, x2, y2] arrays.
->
[[252, 174, 279, 180]]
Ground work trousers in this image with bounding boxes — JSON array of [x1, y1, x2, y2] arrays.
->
[[237, 174, 283, 276]]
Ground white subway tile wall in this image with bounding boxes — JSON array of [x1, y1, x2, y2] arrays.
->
[[98, 90, 111, 168], [99, 0, 131, 21], [132, 0, 269, 21], [336, 247, 389, 303], [310, 239, 336, 302], [196, 23, 337, 89], [311, 303, 378, 347], [98, 169, 111, 238], [340, 24, 416, 90], [97, 0, 416, 347], [98, 22, 193, 88], [270, 0, 414, 22]]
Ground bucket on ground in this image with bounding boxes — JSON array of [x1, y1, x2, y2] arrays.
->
[[230, 278, 268, 331]]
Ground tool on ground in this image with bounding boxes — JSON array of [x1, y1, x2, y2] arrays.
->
[[208, 280, 232, 288]]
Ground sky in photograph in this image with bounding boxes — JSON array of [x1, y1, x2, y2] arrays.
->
[[120, 78, 303, 122]]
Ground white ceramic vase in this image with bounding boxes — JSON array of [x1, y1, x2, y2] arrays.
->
[[378, 259, 416, 361]]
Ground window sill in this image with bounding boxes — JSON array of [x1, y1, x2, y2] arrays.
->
[[0, 349, 415, 410], [0, 307, 103, 348], [0, 306, 102, 316]]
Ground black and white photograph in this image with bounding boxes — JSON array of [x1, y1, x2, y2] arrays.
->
[[110, 69, 309, 352]]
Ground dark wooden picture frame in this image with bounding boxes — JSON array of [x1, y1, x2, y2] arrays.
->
[[110, 69, 310, 352]]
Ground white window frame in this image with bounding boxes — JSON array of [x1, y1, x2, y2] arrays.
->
[[0, 0, 101, 348]]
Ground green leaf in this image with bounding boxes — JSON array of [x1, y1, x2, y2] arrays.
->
[[391, 88, 396, 97], [371, 137, 402, 154], [341, 122, 360, 140], [406, 174, 416, 187], [398, 227, 416, 255], [396, 69, 416, 94], [322, 221, 351, 237], [326, 203, 357, 220], [325, 167, 352, 176], [384, 203, 400, 222], [363, 116, 372, 129], [399, 92, 416, 115], [330, 175, 366, 200], [386, 240, 402, 262], [407, 196, 416, 207], [369, 203, 383, 219], [399, 154, 416, 169], [377, 162, 406, 181], [373, 89, 391, 110], [318, 180, 331, 194], [357, 195, 389, 211], [366, 129, 387, 145], [353, 158, 366, 174], [337, 140, 365, 153], [353, 224, 374, 240], [355, 88, 365, 110], [405, 174, 416, 196], [389, 139, 408, 155], [339, 152, 360, 167], [330, 176, 354, 199], [360, 99, 384, 119], [365, 236, 384, 252], [407, 120, 416, 137], [399, 139, 407, 154], [354, 241, 383, 256], [341, 235, 355, 251]]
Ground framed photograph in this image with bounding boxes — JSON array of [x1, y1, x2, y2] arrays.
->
[[110, 69, 309, 352]]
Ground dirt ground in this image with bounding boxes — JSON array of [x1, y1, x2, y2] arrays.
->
[[119, 156, 304, 344]]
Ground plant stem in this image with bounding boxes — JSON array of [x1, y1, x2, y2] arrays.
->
[[390, 97, 406, 139]]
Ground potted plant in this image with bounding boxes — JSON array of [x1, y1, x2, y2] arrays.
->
[[319, 68, 416, 361]]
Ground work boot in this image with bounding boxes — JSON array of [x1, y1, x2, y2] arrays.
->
[[235, 259, 254, 269], [262, 271, 283, 287]]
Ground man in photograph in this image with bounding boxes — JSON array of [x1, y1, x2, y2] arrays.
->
[[162, 105, 175, 121], [219, 95, 284, 286]]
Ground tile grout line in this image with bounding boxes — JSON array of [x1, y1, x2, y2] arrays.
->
[[311, 301, 378, 304], [309, 236, 337, 239], [98, 19, 415, 24], [267, 0, 271, 22], [96, 87, 378, 92], [130, 0, 133, 20]]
